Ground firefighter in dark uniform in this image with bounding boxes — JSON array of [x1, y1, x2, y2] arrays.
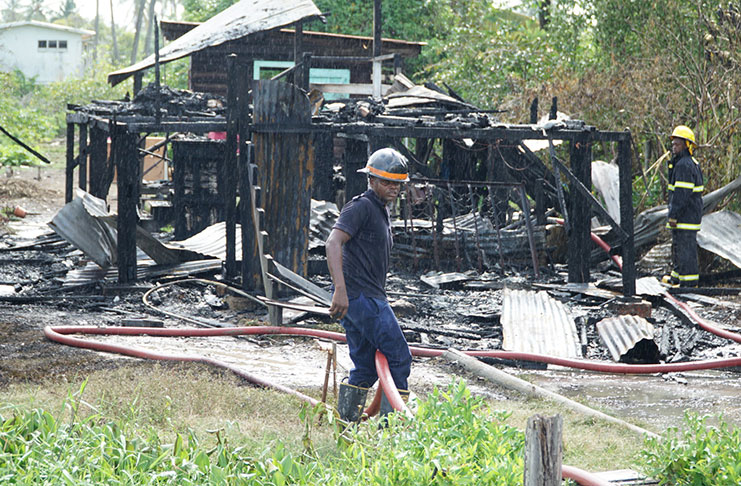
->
[[325, 148, 413, 423], [663, 125, 703, 287]]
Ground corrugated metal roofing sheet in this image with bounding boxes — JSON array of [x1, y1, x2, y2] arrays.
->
[[108, 0, 321, 86], [596, 315, 655, 362], [501, 288, 581, 358], [698, 210, 741, 269], [169, 222, 241, 261]]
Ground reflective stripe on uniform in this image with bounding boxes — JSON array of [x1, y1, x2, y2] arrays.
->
[[666, 222, 701, 230], [668, 184, 674, 191], [693, 185, 704, 192], [670, 270, 699, 282], [674, 181, 696, 189]]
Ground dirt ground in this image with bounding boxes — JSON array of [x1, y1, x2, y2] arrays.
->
[[1, 165, 740, 435]]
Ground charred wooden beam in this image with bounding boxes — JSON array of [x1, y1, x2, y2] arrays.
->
[[65, 122, 75, 203], [618, 136, 636, 296], [87, 125, 112, 200], [224, 54, 239, 279], [237, 64, 258, 290], [78, 123, 88, 191], [567, 134, 591, 283], [114, 126, 141, 283], [343, 137, 368, 200]]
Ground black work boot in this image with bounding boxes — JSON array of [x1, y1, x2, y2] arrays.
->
[[379, 388, 410, 418], [337, 381, 369, 423]]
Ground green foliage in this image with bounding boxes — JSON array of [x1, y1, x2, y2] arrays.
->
[[182, 0, 238, 22], [640, 413, 741, 486], [0, 61, 127, 167], [0, 380, 525, 485]]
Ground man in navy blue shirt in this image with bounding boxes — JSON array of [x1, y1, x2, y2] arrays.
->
[[325, 148, 413, 423]]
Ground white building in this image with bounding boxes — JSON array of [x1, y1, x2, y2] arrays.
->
[[0, 21, 94, 84]]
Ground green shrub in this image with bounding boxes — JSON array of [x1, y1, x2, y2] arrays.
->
[[640, 413, 741, 486], [0, 380, 526, 485]]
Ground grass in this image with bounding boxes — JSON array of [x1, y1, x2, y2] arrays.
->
[[2, 360, 738, 484], [0, 362, 643, 477]]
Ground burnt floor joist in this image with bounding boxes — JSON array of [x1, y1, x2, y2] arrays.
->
[[66, 81, 636, 299], [65, 111, 228, 284], [248, 115, 636, 296]]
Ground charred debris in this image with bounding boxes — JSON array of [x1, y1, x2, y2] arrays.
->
[[1, 72, 740, 370]]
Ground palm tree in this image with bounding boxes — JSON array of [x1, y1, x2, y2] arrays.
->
[[130, 0, 147, 63], [110, 0, 119, 63]]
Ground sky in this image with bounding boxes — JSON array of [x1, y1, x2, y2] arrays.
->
[[46, 0, 182, 29]]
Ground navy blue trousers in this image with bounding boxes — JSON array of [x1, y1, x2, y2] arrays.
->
[[342, 293, 412, 390], [671, 229, 699, 286]]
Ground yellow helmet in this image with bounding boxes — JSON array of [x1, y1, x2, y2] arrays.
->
[[671, 125, 696, 145]]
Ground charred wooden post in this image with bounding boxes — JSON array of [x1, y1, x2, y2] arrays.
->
[[224, 54, 239, 279], [114, 127, 141, 283], [549, 96, 558, 120], [343, 137, 369, 200], [77, 123, 88, 191], [524, 414, 563, 486], [300, 52, 311, 93], [486, 144, 510, 226], [529, 97, 538, 124], [88, 125, 112, 200], [312, 133, 335, 201], [393, 53, 402, 75], [468, 184, 484, 273], [446, 182, 462, 272], [618, 134, 636, 296], [65, 122, 75, 203], [535, 178, 546, 226], [133, 72, 143, 97], [567, 134, 592, 283], [237, 64, 258, 290], [252, 79, 314, 277], [519, 186, 540, 278], [172, 139, 226, 240]]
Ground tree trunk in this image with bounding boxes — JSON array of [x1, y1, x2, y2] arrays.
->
[[130, 0, 147, 64], [93, 0, 99, 62], [538, 0, 550, 29], [143, 0, 157, 57], [109, 0, 118, 63]]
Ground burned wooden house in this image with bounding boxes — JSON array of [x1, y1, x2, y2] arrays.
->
[[64, 0, 638, 325]]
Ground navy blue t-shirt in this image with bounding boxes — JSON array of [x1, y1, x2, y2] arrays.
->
[[333, 189, 392, 300]]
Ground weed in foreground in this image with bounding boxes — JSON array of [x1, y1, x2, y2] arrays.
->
[[0, 380, 526, 485], [640, 412, 741, 486]]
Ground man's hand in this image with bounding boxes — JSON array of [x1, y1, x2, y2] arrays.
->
[[329, 288, 349, 320], [668, 218, 677, 228]]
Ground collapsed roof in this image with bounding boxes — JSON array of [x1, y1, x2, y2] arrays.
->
[[107, 0, 322, 87]]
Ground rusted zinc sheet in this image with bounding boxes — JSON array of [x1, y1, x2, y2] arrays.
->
[[108, 0, 321, 86], [697, 210, 741, 269], [501, 289, 581, 358], [596, 315, 658, 363]]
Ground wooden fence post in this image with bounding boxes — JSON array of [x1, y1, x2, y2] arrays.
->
[[524, 414, 563, 486]]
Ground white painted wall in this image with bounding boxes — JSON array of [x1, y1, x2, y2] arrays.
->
[[0, 22, 94, 84]]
